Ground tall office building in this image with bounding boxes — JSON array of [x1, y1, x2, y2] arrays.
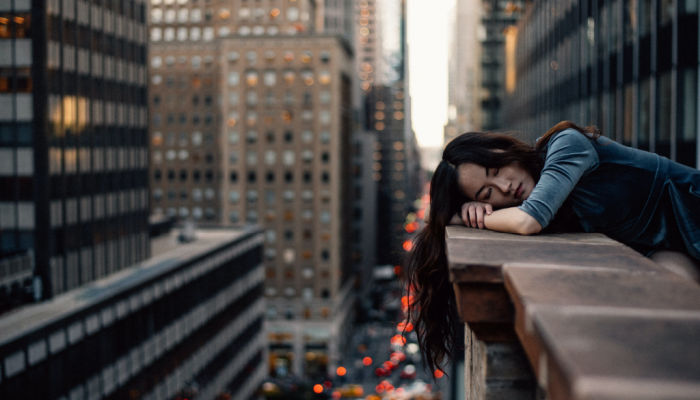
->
[[147, 0, 356, 377], [0, 0, 150, 308], [359, 0, 421, 266], [503, 0, 699, 168], [444, 0, 484, 144], [478, 0, 525, 130]]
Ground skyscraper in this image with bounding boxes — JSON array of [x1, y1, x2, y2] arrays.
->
[[445, 0, 484, 144], [0, 0, 150, 308], [147, 0, 356, 377]]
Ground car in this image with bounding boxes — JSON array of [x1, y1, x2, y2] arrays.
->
[[400, 364, 417, 379], [375, 366, 393, 377]]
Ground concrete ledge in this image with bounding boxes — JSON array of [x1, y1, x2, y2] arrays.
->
[[446, 225, 700, 400]]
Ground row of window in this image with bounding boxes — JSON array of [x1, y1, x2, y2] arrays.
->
[[151, 24, 303, 41], [153, 168, 331, 185], [150, 50, 330, 69], [150, 6, 304, 24]]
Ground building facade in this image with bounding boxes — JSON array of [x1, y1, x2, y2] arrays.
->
[[0, 228, 266, 400], [0, 0, 150, 308], [444, 0, 484, 144], [147, 0, 357, 378], [504, 0, 699, 168]]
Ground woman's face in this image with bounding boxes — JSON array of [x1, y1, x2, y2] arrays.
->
[[456, 162, 535, 208]]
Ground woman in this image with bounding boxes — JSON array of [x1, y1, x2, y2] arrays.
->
[[405, 120, 700, 374]]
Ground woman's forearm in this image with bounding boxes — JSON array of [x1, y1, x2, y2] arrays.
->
[[483, 207, 542, 235]]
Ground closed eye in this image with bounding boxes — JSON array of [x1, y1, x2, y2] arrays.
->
[[483, 187, 492, 200]]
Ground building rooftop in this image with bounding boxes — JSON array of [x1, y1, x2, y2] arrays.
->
[[0, 227, 258, 347]]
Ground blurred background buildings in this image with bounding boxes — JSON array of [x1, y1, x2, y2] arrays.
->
[[3, 0, 698, 398]]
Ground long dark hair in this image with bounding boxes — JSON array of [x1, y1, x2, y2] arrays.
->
[[404, 121, 599, 374]]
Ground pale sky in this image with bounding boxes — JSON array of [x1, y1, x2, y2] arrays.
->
[[406, 0, 451, 149]]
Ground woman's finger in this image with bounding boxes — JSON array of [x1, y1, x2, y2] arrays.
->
[[467, 206, 477, 228], [476, 206, 485, 229]]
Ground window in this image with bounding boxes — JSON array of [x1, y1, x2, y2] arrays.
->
[[227, 71, 239, 86], [229, 190, 240, 203], [229, 171, 238, 182], [264, 70, 276, 86], [283, 150, 294, 165], [245, 70, 258, 86], [265, 150, 276, 165], [247, 151, 257, 165], [246, 91, 258, 105]]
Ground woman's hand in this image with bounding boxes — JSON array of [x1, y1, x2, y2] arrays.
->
[[461, 201, 493, 229]]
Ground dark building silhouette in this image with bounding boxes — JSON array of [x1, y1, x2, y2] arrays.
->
[[0, 0, 150, 309], [0, 228, 266, 400], [504, 0, 699, 168]]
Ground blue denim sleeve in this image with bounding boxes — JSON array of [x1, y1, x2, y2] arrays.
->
[[518, 129, 599, 228]]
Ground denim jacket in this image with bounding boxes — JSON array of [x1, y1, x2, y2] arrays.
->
[[519, 129, 700, 260]]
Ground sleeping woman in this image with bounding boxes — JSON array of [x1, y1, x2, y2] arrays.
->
[[405, 120, 700, 373]]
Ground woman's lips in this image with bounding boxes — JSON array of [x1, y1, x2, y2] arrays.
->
[[515, 183, 523, 199]]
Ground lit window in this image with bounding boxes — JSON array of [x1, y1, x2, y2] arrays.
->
[[245, 71, 258, 86], [266, 230, 276, 243], [301, 70, 314, 85], [283, 70, 295, 84], [166, 150, 176, 160], [283, 248, 295, 263], [152, 151, 162, 164], [283, 51, 294, 62], [228, 71, 239, 86], [193, 189, 203, 201], [319, 71, 331, 85], [283, 190, 294, 202], [219, 26, 231, 37], [190, 9, 202, 22], [178, 9, 188, 23], [247, 111, 257, 126], [287, 7, 299, 21], [203, 27, 214, 41], [300, 51, 312, 63], [320, 210, 331, 224], [283, 150, 294, 165], [164, 28, 175, 41], [267, 26, 279, 35], [265, 150, 276, 165], [151, 9, 163, 22], [178, 150, 188, 160], [229, 190, 240, 203], [264, 70, 276, 86], [192, 207, 203, 220], [239, 8, 250, 18], [302, 190, 313, 201], [165, 9, 176, 23], [238, 26, 251, 35], [192, 131, 202, 146], [190, 27, 201, 41], [253, 26, 264, 35], [219, 8, 231, 19], [150, 28, 162, 41], [204, 188, 215, 200], [302, 110, 313, 121]]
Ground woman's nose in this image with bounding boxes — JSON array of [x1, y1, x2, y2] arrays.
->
[[494, 178, 511, 193]]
